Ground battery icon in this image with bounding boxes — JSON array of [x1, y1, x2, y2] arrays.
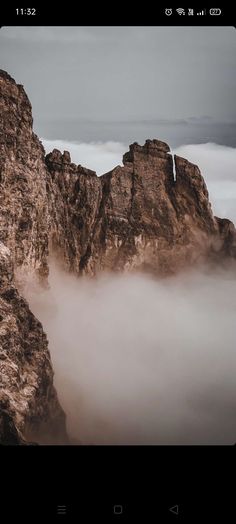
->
[[209, 8, 222, 15]]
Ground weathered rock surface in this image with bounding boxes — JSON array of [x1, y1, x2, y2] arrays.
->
[[46, 148, 102, 275], [0, 70, 49, 286], [0, 242, 67, 444], [46, 140, 236, 276], [0, 69, 236, 443], [0, 70, 66, 444]]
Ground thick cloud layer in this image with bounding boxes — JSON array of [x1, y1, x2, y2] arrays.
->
[[174, 142, 236, 181], [42, 138, 125, 175], [27, 265, 236, 445]]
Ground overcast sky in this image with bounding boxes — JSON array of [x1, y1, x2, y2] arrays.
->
[[1, 26, 236, 126]]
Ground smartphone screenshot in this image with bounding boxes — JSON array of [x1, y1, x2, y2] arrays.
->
[[0, 6, 235, 522]]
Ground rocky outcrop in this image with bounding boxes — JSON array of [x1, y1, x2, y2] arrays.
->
[[0, 242, 67, 444], [0, 70, 67, 444], [215, 217, 236, 257], [2, 68, 232, 282], [47, 139, 236, 276], [0, 70, 49, 286], [46, 149, 102, 274]]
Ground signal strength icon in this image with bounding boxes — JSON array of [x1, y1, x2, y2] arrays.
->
[[176, 8, 185, 15], [197, 9, 206, 15]]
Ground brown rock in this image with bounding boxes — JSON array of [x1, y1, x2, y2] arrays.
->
[[46, 150, 102, 274], [0, 70, 67, 444], [212, 217, 236, 260], [0, 69, 49, 285], [47, 139, 234, 276], [0, 242, 67, 444]]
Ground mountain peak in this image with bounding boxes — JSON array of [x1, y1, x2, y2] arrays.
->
[[123, 139, 170, 164]]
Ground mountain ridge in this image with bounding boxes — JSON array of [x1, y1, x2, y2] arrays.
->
[[0, 69, 235, 443]]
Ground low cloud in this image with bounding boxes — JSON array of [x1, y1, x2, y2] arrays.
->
[[27, 265, 236, 445], [42, 138, 125, 175], [174, 142, 236, 181]]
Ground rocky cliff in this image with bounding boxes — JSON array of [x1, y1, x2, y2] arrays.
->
[[0, 69, 235, 443], [0, 70, 49, 286], [0, 70, 66, 443], [0, 242, 66, 444], [46, 140, 236, 276]]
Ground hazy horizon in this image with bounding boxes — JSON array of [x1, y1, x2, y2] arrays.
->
[[1, 26, 236, 146]]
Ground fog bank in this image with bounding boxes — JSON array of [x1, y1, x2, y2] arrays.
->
[[26, 265, 236, 445]]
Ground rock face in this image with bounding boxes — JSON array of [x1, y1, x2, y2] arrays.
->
[[0, 70, 49, 286], [46, 140, 236, 276], [214, 217, 236, 258], [0, 69, 236, 443], [46, 149, 102, 275], [0, 70, 66, 444], [0, 242, 67, 444]]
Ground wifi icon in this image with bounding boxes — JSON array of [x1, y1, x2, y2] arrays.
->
[[176, 8, 185, 15]]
